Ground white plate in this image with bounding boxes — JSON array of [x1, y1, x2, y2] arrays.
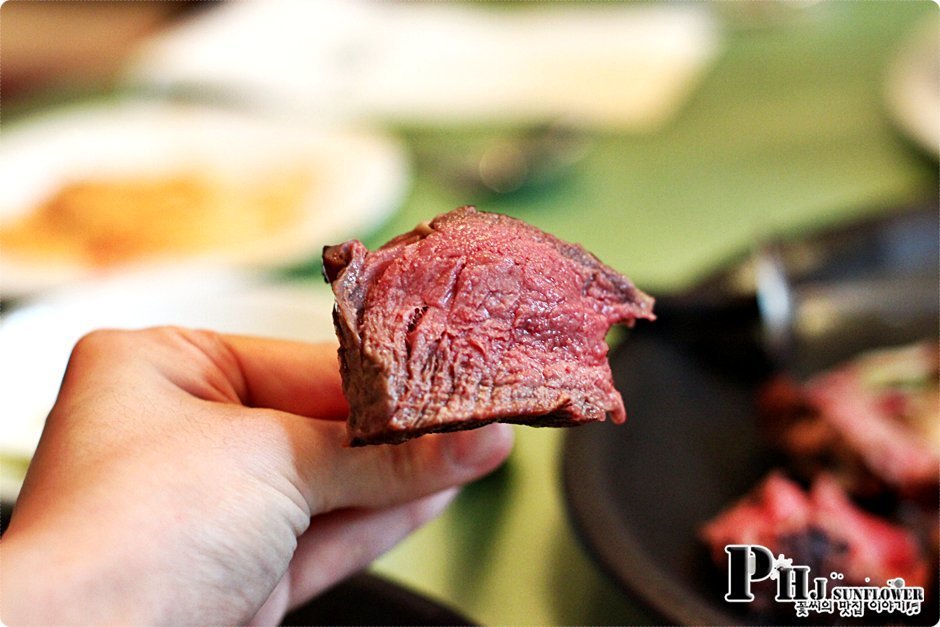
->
[[885, 18, 939, 158], [0, 275, 338, 500], [124, 0, 720, 131], [0, 100, 410, 297]]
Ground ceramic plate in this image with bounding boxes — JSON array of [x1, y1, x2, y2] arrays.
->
[[282, 572, 473, 626], [885, 19, 939, 158], [562, 205, 939, 625], [0, 101, 409, 297]]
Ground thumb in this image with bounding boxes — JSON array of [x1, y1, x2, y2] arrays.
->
[[284, 419, 514, 515]]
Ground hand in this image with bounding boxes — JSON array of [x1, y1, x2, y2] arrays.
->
[[1, 327, 513, 625]]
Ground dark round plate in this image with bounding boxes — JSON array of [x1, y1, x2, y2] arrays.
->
[[282, 572, 474, 626], [562, 204, 939, 625], [564, 329, 771, 625]]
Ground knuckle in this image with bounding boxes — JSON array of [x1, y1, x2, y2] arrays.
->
[[71, 328, 133, 359], [68, 326, 215, 375], [140, 325, 212, 348]]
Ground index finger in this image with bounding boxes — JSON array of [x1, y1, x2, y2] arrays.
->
[[61, 328, 349, 420]]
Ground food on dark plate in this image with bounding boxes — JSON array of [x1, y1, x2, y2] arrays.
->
[[701, 342, 939, 621], [323, 206, 654, 446], [761, 341, 939, 502], [701, 472, 930, 604]]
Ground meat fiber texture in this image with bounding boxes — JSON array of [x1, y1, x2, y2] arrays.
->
[[323, 206, 654, 446]]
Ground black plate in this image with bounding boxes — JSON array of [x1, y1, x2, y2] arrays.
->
[[562, 204, 939, 625], [282, 572, 474, 626]]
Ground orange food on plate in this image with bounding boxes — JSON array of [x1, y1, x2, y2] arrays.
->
[[0, 169, 311, 267]]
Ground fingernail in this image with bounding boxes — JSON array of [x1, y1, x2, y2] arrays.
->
[[445, 423, 514, 470]]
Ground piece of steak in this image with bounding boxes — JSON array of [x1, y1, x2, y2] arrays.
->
[[760, 341, 939, 502], [700, 472, 930, 615], [323, 206, 654, 445]]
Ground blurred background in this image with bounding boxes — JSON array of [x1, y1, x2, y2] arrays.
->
[[1, 1, 937, 625]]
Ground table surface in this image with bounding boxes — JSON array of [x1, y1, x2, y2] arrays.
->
[[352, 3, 937, 624]]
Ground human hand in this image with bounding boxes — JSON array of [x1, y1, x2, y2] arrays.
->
[[1, 327, 514, 625]]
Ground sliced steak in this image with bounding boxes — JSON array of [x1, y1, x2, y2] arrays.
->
[[760, 341, 939, 502], [700, 472, 930, 596], [323, 206, 654, 445]]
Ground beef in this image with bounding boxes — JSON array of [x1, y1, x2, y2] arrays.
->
[[700, 472, 929, 592], [323, 206, 654, 446], [761, 341, 939, 502]]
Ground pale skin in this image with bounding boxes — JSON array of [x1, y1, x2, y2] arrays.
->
[[0, 327, 514, 625]]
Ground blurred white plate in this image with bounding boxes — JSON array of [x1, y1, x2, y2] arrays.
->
[[125, 0, 720, 131], [0, 275, 338, 500], [885, 18, 939, 158], [0, 100, 410, 297]]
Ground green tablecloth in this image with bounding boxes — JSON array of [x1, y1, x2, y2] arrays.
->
[[362, 3, 937, 624]]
